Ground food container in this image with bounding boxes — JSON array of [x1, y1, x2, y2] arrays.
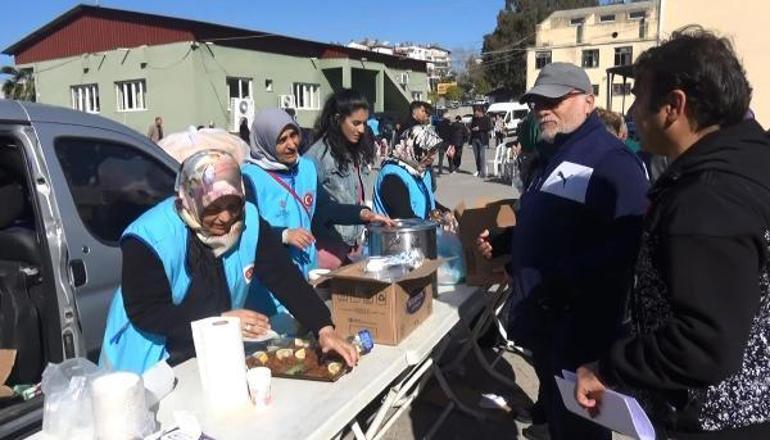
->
[[366, 219, 438, 259]]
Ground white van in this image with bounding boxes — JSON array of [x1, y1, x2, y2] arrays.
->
[[486, 102, 530, 136]]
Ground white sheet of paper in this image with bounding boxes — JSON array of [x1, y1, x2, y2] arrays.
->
[[556, 370, 655, 440]]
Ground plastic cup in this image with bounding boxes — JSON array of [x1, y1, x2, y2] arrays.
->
[[308, 268, 331, 282], [246, 367, 271, 408]]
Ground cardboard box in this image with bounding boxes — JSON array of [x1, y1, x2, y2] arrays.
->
[[329, 259, 441, 345], [455, 199, 517, 286], [0, 350, 17, 399]]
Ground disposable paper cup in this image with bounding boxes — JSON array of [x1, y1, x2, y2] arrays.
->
[[308, 268, 331, 282], [246, 367, 272, 408]]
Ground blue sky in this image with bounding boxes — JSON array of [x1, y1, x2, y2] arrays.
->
[[0, 0, 504, 69]]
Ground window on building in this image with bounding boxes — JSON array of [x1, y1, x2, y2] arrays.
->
[[582, 49, 600, 68], [614, 46, 633, 66], [71, 84, 100, 113], [576, 23, 584, 44], [54, 137, 175, 244], [629, 10, 647, 20], [612, 83, 632, 96], [411, 91, 424, 101], [535, 51, 552, 69], [592, 84, 600, 96], [115, 80, 146, 112], [599, 14, 616, 22], [570, 17, 585, 26], [639, 17, 648, 39], [265, 79, 273, 92], [227, 77, 252, 99], [292, 83, 321, 110]]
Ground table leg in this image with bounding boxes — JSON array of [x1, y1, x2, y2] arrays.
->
[[351, 420, 368, 440]]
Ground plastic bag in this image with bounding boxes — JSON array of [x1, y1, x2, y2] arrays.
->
[[41, 358, 104, 439], [437, 229, 466, 285]]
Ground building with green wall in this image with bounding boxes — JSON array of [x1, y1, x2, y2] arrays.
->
[[3, 5, 428, 135]]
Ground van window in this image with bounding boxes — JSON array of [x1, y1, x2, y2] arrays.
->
[[513, 110, 529, 120], [54, 138, 175, 244]]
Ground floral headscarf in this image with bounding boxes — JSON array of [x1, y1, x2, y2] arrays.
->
[[175, 149, 245, 256], [384, 124, 443, 176]]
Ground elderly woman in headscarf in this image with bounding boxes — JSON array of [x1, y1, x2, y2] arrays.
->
[[100, 149, 359, 375], [373, 124, 452, 220], [240, 108, 392, 316]]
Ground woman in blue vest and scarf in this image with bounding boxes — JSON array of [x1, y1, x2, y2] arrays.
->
[[241, 108, 392, 317], [100, 149, 359, 375], [373, 124, 450, 219]]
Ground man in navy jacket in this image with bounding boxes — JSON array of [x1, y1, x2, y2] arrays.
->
[[479, 62, 649, 439]]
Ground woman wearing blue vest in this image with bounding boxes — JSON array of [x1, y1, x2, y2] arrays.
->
[[373, 124, 450, 219], [100, 149, 359, 375], [241, 108, 391, 316]]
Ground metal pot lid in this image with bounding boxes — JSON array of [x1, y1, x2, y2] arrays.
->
[[367, 218, 438, 232]]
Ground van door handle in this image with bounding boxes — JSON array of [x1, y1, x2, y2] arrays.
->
[[69, 259, 87, 287]]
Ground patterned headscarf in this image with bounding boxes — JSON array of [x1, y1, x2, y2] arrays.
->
[[248, 108, 301, 171], [385, 124, 443, 175], [159, 126, 250, 164], [175, 149, 245, 256]]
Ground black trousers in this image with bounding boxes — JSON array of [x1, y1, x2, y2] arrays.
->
[[436, 147, 447, 174], [529, 322, 612, 440], [471, 138, 487, 176]]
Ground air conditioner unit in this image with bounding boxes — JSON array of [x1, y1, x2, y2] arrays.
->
[[230, 97, 255, 132], [279, 94, 296, 109]]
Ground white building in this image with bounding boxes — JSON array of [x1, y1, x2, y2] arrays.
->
[[348, 40, 452, 91]]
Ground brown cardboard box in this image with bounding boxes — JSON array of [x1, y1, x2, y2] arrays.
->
[[0, 350, 17, 398], [455, 199, 517, 286], [329, 259, 441, 345]]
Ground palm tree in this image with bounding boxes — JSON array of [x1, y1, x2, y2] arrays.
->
[[1, 66, 36, 101]]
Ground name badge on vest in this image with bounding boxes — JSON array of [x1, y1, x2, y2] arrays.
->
[[540, 161, 594, 204]]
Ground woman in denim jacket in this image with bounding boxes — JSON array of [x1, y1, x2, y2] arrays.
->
[[305, 89, 375, 269]]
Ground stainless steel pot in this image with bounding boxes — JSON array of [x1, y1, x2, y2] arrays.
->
[[366, 219, 438, 259]]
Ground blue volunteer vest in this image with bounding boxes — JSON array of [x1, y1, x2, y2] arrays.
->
[[99, 197, 260, 375], [374, 163, 435, 219], [241, 158, 317, 316]]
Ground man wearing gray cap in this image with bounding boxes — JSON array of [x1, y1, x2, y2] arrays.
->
[[478, 62, 649, 439]]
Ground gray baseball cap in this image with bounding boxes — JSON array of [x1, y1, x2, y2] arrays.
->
[[519, 62, 592, 103]]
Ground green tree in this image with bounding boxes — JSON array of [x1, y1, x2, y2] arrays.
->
[[1, 66, 36, 101], [481, 0, 598, 96], [445, 85, 464, 102]]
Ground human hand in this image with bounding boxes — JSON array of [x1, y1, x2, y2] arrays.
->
[[360, 209, 396, 227], [318, 326, 359, 368], [222, 309, 271, 339], [476, 229, 493, 260], [284, 228, 315, 250], [575, 362, 607, 418]]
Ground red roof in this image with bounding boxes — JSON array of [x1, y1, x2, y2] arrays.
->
[[4, 5, 427, 71]]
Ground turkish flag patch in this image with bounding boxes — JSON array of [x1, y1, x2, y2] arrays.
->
[[303, 192, 314, 208]]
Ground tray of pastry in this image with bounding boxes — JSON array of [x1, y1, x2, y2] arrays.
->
[[245, 337, 347, 382]]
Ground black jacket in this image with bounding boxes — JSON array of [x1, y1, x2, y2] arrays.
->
[[600, 119, 770, 438], [469, 115, 492, 141]]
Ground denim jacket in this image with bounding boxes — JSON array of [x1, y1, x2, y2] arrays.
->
[[304, 137, 364, 246]]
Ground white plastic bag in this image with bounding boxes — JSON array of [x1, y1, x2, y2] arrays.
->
[[41, 358, 103, 439], [437, 229, 466, 285]]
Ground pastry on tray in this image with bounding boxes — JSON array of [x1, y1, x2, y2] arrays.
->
[[246, 337, 347, 382]]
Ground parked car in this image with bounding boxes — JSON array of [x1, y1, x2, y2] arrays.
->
[[486, 102, 530, 136], [0, 100, 178, 438]]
